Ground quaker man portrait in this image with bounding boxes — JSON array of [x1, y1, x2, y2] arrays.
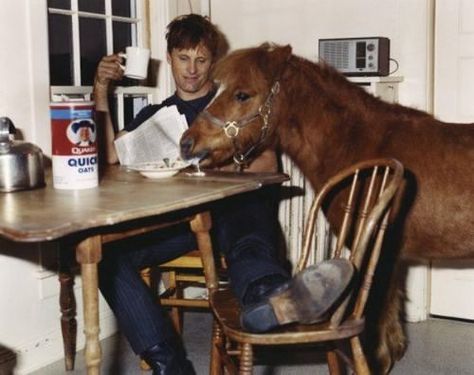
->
[[71, 120, 95, 147], [92, 13, 352, 375]]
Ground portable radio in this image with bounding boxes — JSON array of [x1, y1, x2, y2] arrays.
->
[[318, 37, 390, 76]]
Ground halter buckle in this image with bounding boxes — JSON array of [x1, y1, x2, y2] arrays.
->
[[224, 121, 240, 138], [233, 154, 248, 172], [271, 81, 280, 95]]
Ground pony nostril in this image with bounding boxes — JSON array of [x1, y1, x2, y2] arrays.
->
[[180, 136, 194, 159]]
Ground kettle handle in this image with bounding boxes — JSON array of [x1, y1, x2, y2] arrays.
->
[[0, 117, 15, 143]]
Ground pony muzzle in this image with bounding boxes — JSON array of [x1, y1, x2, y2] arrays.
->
[[179, 135, 205, 161]]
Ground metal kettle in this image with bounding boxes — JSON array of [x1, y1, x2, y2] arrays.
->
[[0, 117, 45, 192]]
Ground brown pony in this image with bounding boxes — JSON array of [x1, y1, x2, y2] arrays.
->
[[180, 43, 474, 373]]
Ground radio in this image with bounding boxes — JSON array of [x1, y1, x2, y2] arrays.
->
[[318, 37, 390, 76]]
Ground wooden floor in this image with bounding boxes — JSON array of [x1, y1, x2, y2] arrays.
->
[[29, 312, 474, 375]]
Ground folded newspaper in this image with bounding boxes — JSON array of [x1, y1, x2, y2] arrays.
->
[[114, 105, 188, 166]]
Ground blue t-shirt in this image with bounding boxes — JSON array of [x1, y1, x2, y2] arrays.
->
[[124, 90, 216, 132]]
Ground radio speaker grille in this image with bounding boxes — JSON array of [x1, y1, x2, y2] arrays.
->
[[321, 41, 350, 69]]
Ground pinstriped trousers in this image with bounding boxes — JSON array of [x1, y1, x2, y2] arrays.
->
[[98, 188, 289, 355]]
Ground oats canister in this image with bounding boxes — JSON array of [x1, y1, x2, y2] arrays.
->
[[50, 102, 98, 189]]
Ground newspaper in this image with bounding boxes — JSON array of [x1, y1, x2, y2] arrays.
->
[[114, 105, 188, 166]]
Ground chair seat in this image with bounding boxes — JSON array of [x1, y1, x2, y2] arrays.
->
[[161, 249, 204, 268], [210, 287, 365, 345]]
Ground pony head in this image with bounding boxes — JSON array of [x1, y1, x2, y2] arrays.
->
[[180, 43, 292, 168]]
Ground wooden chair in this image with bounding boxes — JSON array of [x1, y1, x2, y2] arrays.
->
[[208, 158, 404, 374], [138, 251, 213, 370], [140, 250, 211, 335]]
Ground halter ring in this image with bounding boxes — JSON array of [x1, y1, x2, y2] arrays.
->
[[224, 121, 240, 138], [200, 76, 284, 169]]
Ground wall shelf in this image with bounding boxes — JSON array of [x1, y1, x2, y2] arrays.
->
[[349, 76, 404, 103]]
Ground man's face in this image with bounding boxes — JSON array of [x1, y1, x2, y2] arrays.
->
[[167, 43, 214, 100]]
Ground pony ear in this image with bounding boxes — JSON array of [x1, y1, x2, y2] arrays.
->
[[266, 44, 292, 77], [274, 44, 292, 59]]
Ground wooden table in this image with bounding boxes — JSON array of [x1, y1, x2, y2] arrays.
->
[[0, 165, 287, 374]]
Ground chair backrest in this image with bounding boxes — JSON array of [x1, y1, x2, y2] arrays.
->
[[296, 158, 404, 325]]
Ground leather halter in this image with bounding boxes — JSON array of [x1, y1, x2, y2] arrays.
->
[[199, 81, 281, 170]]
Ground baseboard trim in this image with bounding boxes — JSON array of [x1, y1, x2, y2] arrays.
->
[[15, 312, 118, 375]]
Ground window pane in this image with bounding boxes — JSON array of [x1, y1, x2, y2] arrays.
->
[[109, 96, 137, 131], [113, 21, 133, 52], [110, 95, 149, 130], [48, 14, 73, 85], [48, 0, 71, 10], [112, 0, 133, 17], [79, 17, 106, 85], [113, 21, 138, 86], [124, 96, 136, 125], [78, 0, 104, 13]]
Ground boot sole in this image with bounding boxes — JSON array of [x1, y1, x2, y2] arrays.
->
[[241, 259, 354, 332]]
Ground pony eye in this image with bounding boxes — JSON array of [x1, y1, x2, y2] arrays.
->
[[235, 91, 251, 102]]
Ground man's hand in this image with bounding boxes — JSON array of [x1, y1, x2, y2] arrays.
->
[[93, 54, 125, 113], [94, 54, 124, 87], [93, 54, 126, 165]]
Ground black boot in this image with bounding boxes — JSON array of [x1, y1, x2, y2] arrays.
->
[[242, 274, 290, 306], [141, 340, 196, 375], [241, 258, 354, 332]]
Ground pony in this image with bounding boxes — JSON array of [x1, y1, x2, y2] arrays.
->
[[179, 43, 474, 373]]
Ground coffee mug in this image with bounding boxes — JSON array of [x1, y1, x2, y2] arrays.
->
[[119, 46, 150, 80]]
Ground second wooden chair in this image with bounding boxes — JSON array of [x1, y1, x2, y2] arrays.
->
[[208, 158, 405, 374]]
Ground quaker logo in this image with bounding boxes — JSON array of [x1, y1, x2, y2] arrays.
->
[[67, 119, 97, 147]]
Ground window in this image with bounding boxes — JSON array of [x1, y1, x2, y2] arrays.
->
[[47, 0, 155, 129], [47, 0, 144, 86]]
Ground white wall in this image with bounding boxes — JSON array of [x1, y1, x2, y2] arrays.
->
[[0, 0, 51, 150], [210, 0, 432, 112]]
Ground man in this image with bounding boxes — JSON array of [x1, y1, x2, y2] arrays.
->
[[93, 14, 353, 375]]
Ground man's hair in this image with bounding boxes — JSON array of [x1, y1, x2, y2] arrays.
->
[[166, 14, 220, 59]]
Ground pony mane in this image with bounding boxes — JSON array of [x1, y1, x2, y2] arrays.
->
[[212, 43, 432, 126], [286, 52, 431, 121]]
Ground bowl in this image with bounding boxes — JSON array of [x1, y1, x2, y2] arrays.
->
[[128, 160, 190, 179]]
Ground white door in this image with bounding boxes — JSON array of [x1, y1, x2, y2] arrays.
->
[[431, 0, 474, 319]]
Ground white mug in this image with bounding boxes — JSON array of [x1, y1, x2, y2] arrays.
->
[[119, 46, 150, 80]]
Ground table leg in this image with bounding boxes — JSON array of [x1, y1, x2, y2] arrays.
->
[[76, 235, 102, 375], [59, 247, 77, 371], [190, 212, 218, 292]]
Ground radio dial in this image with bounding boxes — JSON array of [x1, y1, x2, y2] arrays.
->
[[367, 43, 375, 51]]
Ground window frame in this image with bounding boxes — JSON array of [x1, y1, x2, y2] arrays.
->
[[48, 0, 155, 130], [48, 0, 148, 86]]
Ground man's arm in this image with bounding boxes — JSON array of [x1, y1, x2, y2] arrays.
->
[[93, 54, 128, 165]]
